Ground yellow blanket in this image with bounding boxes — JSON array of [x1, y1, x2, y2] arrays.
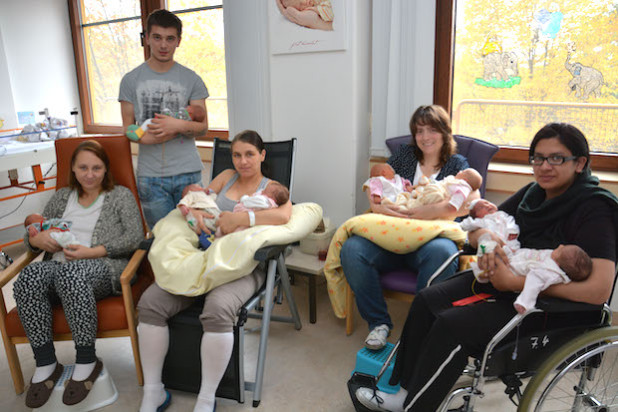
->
[[149, 203, 323, 296], [324, 214, 466, 318]]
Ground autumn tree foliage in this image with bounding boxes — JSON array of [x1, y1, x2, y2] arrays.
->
[[81, 0, 228, 129], [452, 0, 618, 153]]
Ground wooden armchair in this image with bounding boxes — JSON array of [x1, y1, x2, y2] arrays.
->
[[0, 135, 153, 394]]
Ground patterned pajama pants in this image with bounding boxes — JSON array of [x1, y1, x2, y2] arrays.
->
[[13, 259, 112, 366]]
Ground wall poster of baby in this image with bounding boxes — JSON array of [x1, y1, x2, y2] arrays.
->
[[270, 0, 347, 54]]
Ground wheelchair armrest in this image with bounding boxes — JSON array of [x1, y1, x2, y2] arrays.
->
[[254, 244, 288, 262], [536, 297, 604, 313]]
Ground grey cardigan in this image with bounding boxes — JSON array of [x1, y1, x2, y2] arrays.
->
[[25, 185, 144, 294]]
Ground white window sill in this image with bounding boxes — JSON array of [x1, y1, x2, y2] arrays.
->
[[489, 162, 618, 184]]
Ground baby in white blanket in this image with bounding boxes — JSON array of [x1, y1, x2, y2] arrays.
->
[[462, 200, 592, 313]]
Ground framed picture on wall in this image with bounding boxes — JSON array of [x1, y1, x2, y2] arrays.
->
[[269, 0, 347, 54]]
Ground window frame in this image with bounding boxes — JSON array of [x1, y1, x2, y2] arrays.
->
[[433, 0, 618, 172], [67, 0, 228, 140]]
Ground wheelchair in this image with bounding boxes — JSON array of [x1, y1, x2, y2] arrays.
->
[[420, 250, 618, 411], [349, 256, 618, 412], [441, 290, 618, 411]]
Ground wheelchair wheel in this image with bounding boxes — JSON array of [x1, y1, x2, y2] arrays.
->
[[519, 326, 618, 412]]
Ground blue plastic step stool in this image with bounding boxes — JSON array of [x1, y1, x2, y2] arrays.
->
[[352, 342, 400, 394]]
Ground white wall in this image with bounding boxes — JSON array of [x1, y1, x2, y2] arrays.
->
[[225, 0, 373, 226], [0, 0, 77, 229], [269, 2, 371, 226], [0, 0, 80, 124], [0, 27, 18, 130], [223, 1, 272, 139]]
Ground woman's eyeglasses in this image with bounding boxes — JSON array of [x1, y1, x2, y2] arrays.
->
[[529, 155, 578, 166]]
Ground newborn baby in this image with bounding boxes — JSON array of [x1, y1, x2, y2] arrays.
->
[[362, 163, 413, 206], [177, 182, 289, 249], [472, 237, 592, 313], [219, 181, 290, 236], [383, 168, 482, 214], [460, 199, 520, 251], [24, 213, 80, 248], [127, 104, 206, 141]]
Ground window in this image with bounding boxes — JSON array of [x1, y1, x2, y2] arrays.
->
[[168, 1, 227, 134], [435, 0, 618, 171], [68, 0, 228, 139]]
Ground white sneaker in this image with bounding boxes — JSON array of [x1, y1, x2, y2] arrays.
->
[[365, 324, 390, 350], [356, 387, 390, 411]]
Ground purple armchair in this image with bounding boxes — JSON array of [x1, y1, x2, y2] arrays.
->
[[345, 135, 499, 335], [384, 134, 499, 197]]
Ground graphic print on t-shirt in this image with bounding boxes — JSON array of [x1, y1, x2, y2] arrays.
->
[[136, 79, 188, 123]]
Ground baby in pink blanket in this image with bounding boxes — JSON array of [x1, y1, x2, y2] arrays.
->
[[379, 168, 482, 215], [362, 164, 413, 206]]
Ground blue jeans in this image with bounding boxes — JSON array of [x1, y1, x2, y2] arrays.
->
[[341, 235, 459, 331], [137, 171, 202, 230]]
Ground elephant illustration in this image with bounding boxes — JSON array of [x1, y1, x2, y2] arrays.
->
[[565, 52, 604, 99], [483, 51, 519, 81]]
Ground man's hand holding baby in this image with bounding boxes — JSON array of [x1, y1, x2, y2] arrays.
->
[[147, 113, 183, 141]]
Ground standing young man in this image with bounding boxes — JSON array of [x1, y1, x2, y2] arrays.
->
[[119, 9, 209, 229]]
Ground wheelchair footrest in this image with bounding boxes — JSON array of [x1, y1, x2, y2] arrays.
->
[[352, 343, 400, 394]]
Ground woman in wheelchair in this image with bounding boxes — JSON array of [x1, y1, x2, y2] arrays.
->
[[355, 123, 618, 412], [344, 105, 474, 351], [13, 140, 144, 408], [136, 130, 292, 412]]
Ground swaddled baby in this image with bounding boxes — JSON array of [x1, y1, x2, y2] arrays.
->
[[362, 164, 413, 207], [24, 213, 81, 249], [177, 182, 289, 249], [382, 168, 482, 214]]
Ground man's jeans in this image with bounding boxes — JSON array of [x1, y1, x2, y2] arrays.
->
[[137, 171, 202, 230]]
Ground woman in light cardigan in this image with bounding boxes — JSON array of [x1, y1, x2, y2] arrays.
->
[[14, 140, 143, 408]]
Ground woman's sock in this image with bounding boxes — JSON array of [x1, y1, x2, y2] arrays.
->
[[32, 362, 58, 383], [72, 361, 96, 381], [138, 323, 170, 412], [193, 331, 234, 412]]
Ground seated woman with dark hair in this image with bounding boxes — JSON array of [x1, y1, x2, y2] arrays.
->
[[137, 130, 294, 412], [343, 105, 475, 351], [355, 123, 618, 412], [14, 140, 144, 408]]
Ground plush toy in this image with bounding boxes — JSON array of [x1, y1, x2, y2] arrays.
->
[[126, 104, 206, 141]]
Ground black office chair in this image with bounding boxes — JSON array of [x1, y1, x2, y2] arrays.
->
[[161, 138, 301, 407]]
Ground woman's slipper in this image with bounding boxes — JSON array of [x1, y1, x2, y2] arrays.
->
[[157, 389, 172, 412], [62, 359, 103, 405], [25, 362, 64, 408]]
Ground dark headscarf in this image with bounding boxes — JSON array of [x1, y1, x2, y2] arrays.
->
[[516, 170, 618, 251]]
